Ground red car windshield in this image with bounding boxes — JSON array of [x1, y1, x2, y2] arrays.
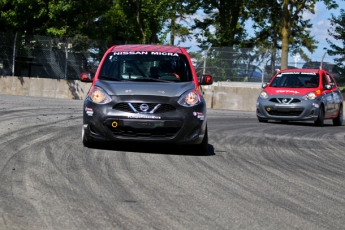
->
[[98, 52, 193, 82], [270, 72, 319, 88]]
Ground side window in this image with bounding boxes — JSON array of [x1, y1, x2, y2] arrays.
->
[[322, 73, 328, 89], [326, 74, 335, 88]]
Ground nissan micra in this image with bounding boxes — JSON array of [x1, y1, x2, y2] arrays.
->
[[256, 68, 343, 126], [81, 44, 213, 153]]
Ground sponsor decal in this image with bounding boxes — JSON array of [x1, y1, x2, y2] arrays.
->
[[300, 72, 317, 75], [279, 72, 317, 75], [275, 90, 300, 94], [313, 103, 320, 108], [112, 51, 178, 56], [193, 112, 205, 120], [275, 104, 295, 107], [85, 107, 94, 116], [151, 52, 179, 56], [127, 115, 161, 119], [113, 51, 149, 55], [281, 72, 300, 74]]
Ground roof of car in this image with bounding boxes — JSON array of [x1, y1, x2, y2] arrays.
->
[[279, 68, 321, 73], [110, 44, 185, 54]]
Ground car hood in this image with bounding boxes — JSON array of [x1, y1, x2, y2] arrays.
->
[[265, 87, 318, 96], [95, 80, 196, 97]]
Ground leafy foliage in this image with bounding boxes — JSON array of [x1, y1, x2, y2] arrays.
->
[[0, 0, 343, 71], [327, 8, 345, 81]]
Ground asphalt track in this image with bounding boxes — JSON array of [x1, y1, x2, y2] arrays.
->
[[0, 94, 344, 230]]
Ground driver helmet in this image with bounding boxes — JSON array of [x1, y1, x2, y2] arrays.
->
[[159, 60, 176, 73]]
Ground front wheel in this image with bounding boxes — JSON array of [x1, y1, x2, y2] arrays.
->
[[195, 127, 208, 155], [82, 126, 94, 147], [333, 104, 343, 126], [258, 118, 268, 122], [314, 107, 324, 126]]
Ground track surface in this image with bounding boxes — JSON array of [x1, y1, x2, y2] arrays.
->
[[1, 95, 344, 230]]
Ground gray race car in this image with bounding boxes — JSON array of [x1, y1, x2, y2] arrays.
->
[[81, 44, 213, 153]]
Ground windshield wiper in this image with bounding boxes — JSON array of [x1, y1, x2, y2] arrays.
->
[[99, 75, 122, 81], [128, 78, 171, 82]]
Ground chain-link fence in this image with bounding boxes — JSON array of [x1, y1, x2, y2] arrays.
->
[[0, 33, 115, 80], [193, 47, 344, 83], [0, 33, 343, 83], [193, 47, 271, 82]]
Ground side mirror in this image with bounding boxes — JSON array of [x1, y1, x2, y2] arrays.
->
[[198, 74, 213, 85], [80, 72, 92, 82], [262, 83, 268, 88], [325, 84, 332, 90]]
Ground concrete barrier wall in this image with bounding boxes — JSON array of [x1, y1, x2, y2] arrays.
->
[[1, 76, 344, 114], [203, 84, 261, 111], [0, 76, 90, 100]]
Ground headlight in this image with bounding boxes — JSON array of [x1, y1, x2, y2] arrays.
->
[[178, 89, 201, 107], [87, 86, 112, 104], [303, 92, 316, 100], [259, 90, 268, 99]]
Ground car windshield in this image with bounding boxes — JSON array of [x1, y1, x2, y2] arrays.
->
[[270, 72, 319, 88], [98, 52, 193, 82]]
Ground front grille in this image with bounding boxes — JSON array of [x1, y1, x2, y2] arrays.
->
[[105, 119, 182, 138], [269, 98, 301, 104], [113, 103, 175, 113], [114, 103, 133, 113], [111, 127, 180, 138], [266, 108, 304, 116]]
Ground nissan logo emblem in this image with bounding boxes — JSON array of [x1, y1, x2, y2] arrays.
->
[[140, 104, 150, 112]]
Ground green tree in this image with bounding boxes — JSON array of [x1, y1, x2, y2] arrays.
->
[[98, 2, 139, 43], [0, 0, 112, 37], [162, 0, 199, 46], [327, 8, 345, 79], [279, 0, 338, 69], [191, 0, 251, 81], [98, 0, 198, 45], [0, 0, 49, 34], [99, 0, 171, 44], [193, 0, 249, 48], [248, 0, 318, 74]]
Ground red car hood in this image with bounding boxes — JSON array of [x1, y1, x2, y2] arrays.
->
[[265, 87, 318, 96]]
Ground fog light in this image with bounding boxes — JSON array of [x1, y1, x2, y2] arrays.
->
[[112, 121, 118, 128]]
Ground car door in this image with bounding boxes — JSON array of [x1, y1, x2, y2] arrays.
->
[[326, 73, 342, 117], [321, 72, 334, 118]]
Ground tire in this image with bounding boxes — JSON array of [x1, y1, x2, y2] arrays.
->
[[258, 118, 268, 122], [332, 104, 343, 126], [195, 127, 208, 155], [82, 126, 94, 147], [314, 106, 324, 126]]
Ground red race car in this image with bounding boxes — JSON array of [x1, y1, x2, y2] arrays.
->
[[256, 68, 343, 126]]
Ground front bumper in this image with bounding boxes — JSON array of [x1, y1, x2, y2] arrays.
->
[[256, 96, 320, 121], [82, 98, 207, 145]]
